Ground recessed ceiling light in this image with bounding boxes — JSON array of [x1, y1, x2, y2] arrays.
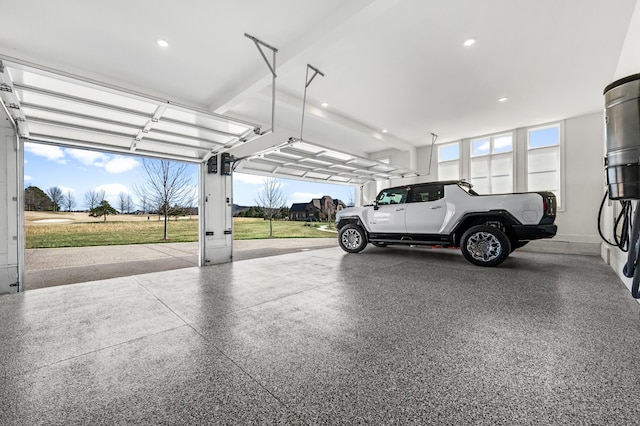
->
[[498, 97, 508, 102], [463, 38, 476, 47], [321, 102, 329, 108], [382, 129, 388, 133], [157, 39, 169, 48]]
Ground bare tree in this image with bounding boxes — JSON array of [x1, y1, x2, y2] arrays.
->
[[125, 194, 134, 214], [85, 189, 105, 210], [47, 186, 63, 212], [63, 191, 76, 212], [256, 177, 286, 237], [117, 191, 128, 214], [134, 159, 195, 240], [347, 189, 356, 207], [139, 194, 150, 214]]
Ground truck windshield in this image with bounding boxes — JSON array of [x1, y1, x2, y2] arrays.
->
[[377, 187, 409, 205]]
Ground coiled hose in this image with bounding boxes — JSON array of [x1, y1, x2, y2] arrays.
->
[[598, 191, 640, 298]]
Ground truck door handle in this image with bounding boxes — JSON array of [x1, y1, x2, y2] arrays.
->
[[395, 208, 405, 211], [431, 206, 442, 209]]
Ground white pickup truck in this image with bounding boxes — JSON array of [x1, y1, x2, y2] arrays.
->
[[335, 180, 557, 266]]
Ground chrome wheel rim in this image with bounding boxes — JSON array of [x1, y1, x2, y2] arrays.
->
[[466, 231, 502, 262], [341, 228, 362, 250]]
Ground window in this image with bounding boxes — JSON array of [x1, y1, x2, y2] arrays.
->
[[527, 124, 561, 207], [410, 184, 444, 202], [376, 187, 409, 205], [438, 143, 460, 180], [470, 133, 513, 194]]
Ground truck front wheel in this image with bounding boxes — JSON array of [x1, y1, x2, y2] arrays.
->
[[460, 225, 511, 267], [338, 224, 368, 253]]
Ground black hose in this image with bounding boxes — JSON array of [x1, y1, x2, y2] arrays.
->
[[598, 191, 632, 252]]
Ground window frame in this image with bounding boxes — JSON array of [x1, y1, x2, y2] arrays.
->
[[437, 142, 460, 181], [469, 132, 514, 194], [526, 122, 564, 210]]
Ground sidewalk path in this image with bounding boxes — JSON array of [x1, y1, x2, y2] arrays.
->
[[25, 238, 337, 290]]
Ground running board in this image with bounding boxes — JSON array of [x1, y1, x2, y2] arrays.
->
[[370, 238, 455, 247]]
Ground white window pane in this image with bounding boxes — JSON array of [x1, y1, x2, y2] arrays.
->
[[438, 161, 459, 180], [493, 135, 512, 154], [491, 154, 512, 176], [491, 175, 513, 193], [471, 177, 490, 194], [529, 126, 559, 148], [471, 139, 490, 157], [528, 146, 559, 173], [528, 171, 558, 192], [439, 144, 459, 161], [471, 157, 489, 178]]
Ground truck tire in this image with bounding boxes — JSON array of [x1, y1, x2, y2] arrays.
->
[[460, 225, 511, 267], [338, 224, 368, 253]]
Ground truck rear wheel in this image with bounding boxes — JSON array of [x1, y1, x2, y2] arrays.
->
[[460, 225, 511, 267], [338, 224, 368, 253]]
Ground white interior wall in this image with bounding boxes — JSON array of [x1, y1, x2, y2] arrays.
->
[[557, 112, 605, 243]]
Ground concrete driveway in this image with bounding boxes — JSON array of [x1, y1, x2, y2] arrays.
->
[[24, 238, 337, 290]]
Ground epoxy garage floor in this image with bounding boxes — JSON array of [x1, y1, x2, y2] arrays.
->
[[1, 245, 640, 424]]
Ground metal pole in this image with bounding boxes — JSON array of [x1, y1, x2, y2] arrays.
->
[[427, 132, 438, 175], [245, 33, 278, 134], [300, 64, 325, 142]]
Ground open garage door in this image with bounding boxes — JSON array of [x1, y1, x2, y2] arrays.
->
[[0, 57, 261, 162], [234, 139, 420, 185]]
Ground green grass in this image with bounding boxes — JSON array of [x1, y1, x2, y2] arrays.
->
[[233, 218, 332, 240], [25, 217, 334, 248]]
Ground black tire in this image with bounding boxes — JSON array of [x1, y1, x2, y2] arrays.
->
[[338, 224, 368, 253], [460, 225, 511, 267], [371, 242, 387, 248]]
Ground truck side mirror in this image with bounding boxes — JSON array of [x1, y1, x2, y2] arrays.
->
[[373, 200, 379, 210]]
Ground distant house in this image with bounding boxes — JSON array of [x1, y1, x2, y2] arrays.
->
[[289, 195, 346, 221]]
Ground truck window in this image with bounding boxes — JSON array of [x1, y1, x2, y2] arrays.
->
[[410, 184, 444, 202], [377, 187, 409, 205]]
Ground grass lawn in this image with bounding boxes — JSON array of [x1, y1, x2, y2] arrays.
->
[[25, 212, 334, 248]]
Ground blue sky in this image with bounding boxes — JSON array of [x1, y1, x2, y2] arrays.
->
[[23, 142, 355, 210]]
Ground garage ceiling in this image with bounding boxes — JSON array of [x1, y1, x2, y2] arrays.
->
[[0, 0, 637, 181]]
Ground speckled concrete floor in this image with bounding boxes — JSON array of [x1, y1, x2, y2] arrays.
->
[[2, 245, 640, 424]]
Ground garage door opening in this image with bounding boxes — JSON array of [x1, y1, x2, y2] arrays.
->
[[23, 142, 200, 290]]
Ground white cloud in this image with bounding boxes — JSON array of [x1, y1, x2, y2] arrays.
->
[[94, 183, 132, 206], [58, 186, 76, 195], [289, 192, 324, 204], [24, 143, 66, 163], [64, 149, 138, 174], [24, 175, 32, 181], [234, 173, 267, 185], [66, 148, 108, 166], [104, 156, 139, 174]]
